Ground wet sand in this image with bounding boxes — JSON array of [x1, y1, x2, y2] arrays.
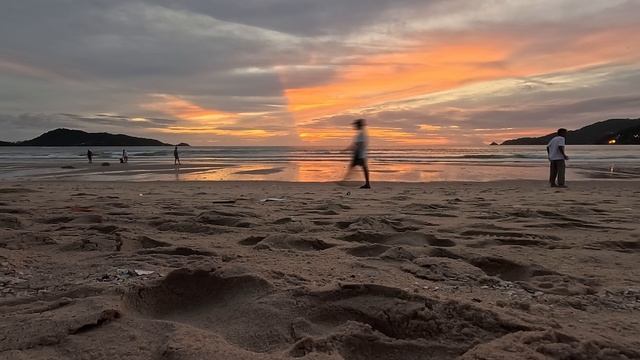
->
[[1, 161, 640, 183], [1, 181, 639, 359]]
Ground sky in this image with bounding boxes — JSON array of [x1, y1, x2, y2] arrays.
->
[[1, 0, 639, 146]]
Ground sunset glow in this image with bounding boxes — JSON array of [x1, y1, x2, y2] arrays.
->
[[1, 1, 639, 145]]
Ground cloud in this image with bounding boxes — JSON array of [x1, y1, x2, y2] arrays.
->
[[1, 0, 639, 145]]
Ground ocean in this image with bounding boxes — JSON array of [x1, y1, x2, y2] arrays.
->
[[0, 145, 638, 182]]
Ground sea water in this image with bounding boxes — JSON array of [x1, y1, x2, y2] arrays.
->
[[0, 145, 638, 182]]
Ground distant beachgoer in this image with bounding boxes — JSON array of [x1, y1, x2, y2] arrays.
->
[[122, 149, 129, 163], [343, 119, 371, 189], [174, 145, 181, 165], [547, 128, 569, 188], [87, 149, 93, 164]]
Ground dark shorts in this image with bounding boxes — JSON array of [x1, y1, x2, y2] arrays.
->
[[351, 154, 366, 167]]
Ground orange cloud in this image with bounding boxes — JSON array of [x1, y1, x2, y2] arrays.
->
[[141, 94, 287, 139], [300, 126, 451, 146], [283, 24, 640, 144], [142, 94, 236, 125], [285, 39, 513, 121]]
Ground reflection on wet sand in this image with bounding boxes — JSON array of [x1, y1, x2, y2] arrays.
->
[[1, 159, 636, 182]]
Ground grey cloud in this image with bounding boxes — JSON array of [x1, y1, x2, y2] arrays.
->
[[2, 1, 640, 145], [156, 0, 444, 37], [459, 95, 640, 130], [0, 113, 178, 142]]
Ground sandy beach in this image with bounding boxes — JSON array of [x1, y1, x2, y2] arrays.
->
[[1, 180, 639, 359]]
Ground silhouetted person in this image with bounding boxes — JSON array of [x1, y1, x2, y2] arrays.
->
[[174, 145, 181, 165], [87, 149, 93, 164], [121, 149, 128, 163], [344, 119, 371, 189], [547, 128, 569, 188]]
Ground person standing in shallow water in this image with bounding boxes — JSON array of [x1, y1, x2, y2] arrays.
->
[[87, 149, 93, 164], [344, 119, 371, 189], [547, 128, 569, 188], [174, 145, 181, 166]]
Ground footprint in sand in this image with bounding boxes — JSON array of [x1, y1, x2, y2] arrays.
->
[[467, 256, 598, 295], [342, 231, 456, 248], [246, 234, 337, 252], [0, 214, 23, 229], [125, 272, 530, 358]]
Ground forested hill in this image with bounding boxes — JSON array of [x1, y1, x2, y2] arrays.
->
[[502, 119, 640, 145], [0, 129, 180, 146]]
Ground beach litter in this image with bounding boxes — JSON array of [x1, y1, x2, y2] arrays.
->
[[134, 269, 155, 276], [99, 268, 156, 282], [260, 198, 286, 202]]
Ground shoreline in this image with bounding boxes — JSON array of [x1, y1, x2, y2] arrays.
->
[[1, 161, 639, 182]]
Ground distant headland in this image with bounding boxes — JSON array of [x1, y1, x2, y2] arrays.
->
[[0, 129, 189, 147], [501, 118, 640, 145]]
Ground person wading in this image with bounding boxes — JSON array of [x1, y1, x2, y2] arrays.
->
[[174, 145, 181, 166]]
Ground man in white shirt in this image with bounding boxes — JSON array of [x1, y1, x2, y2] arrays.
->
[[547, 128, 569, 188], [345, 119, 371, 189]]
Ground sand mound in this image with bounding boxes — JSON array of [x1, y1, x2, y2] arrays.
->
[[343, 244, 391, 257], [124, 275, 529, 359], [256, 234, 336, 251], [0, 231, 56, 250], [427, 247, 465, 259], [125, 268, 272, 315], [468, 256, 535, 282], [69, 215, 103, 224], [589, 240, 640, 253], [288, 283, 529, 359], [402, 203, 458, 217], [125, 268, 289, 353], [58, 233, 121, 252], [403, 257, 486, 282], [137, 246, 214, 257], [0, 214, 23, 229], [136, 235, 171, 248], [196, 210, 256, 228], [336, 216, 417, 232], [462, 330, 640, 360], [0, 298, 120, 352], [467, 256, 598, 295], [238, 235, 266, 246], [156, 221, 228, 234], [0, 187, 38, 194], [343, 231, 456, 247], [0, 207, 31, 215]]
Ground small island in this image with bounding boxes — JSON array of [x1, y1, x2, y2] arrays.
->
[[0, 128, 184, 147]]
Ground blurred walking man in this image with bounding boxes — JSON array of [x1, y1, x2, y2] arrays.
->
[[344, 119, 371, 189]]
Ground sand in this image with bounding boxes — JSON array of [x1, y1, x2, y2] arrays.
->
[[0, 180, 639, 359]]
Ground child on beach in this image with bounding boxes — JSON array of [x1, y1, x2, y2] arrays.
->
[[174, 146, 181, 165], [121, 149, 128, 163]]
